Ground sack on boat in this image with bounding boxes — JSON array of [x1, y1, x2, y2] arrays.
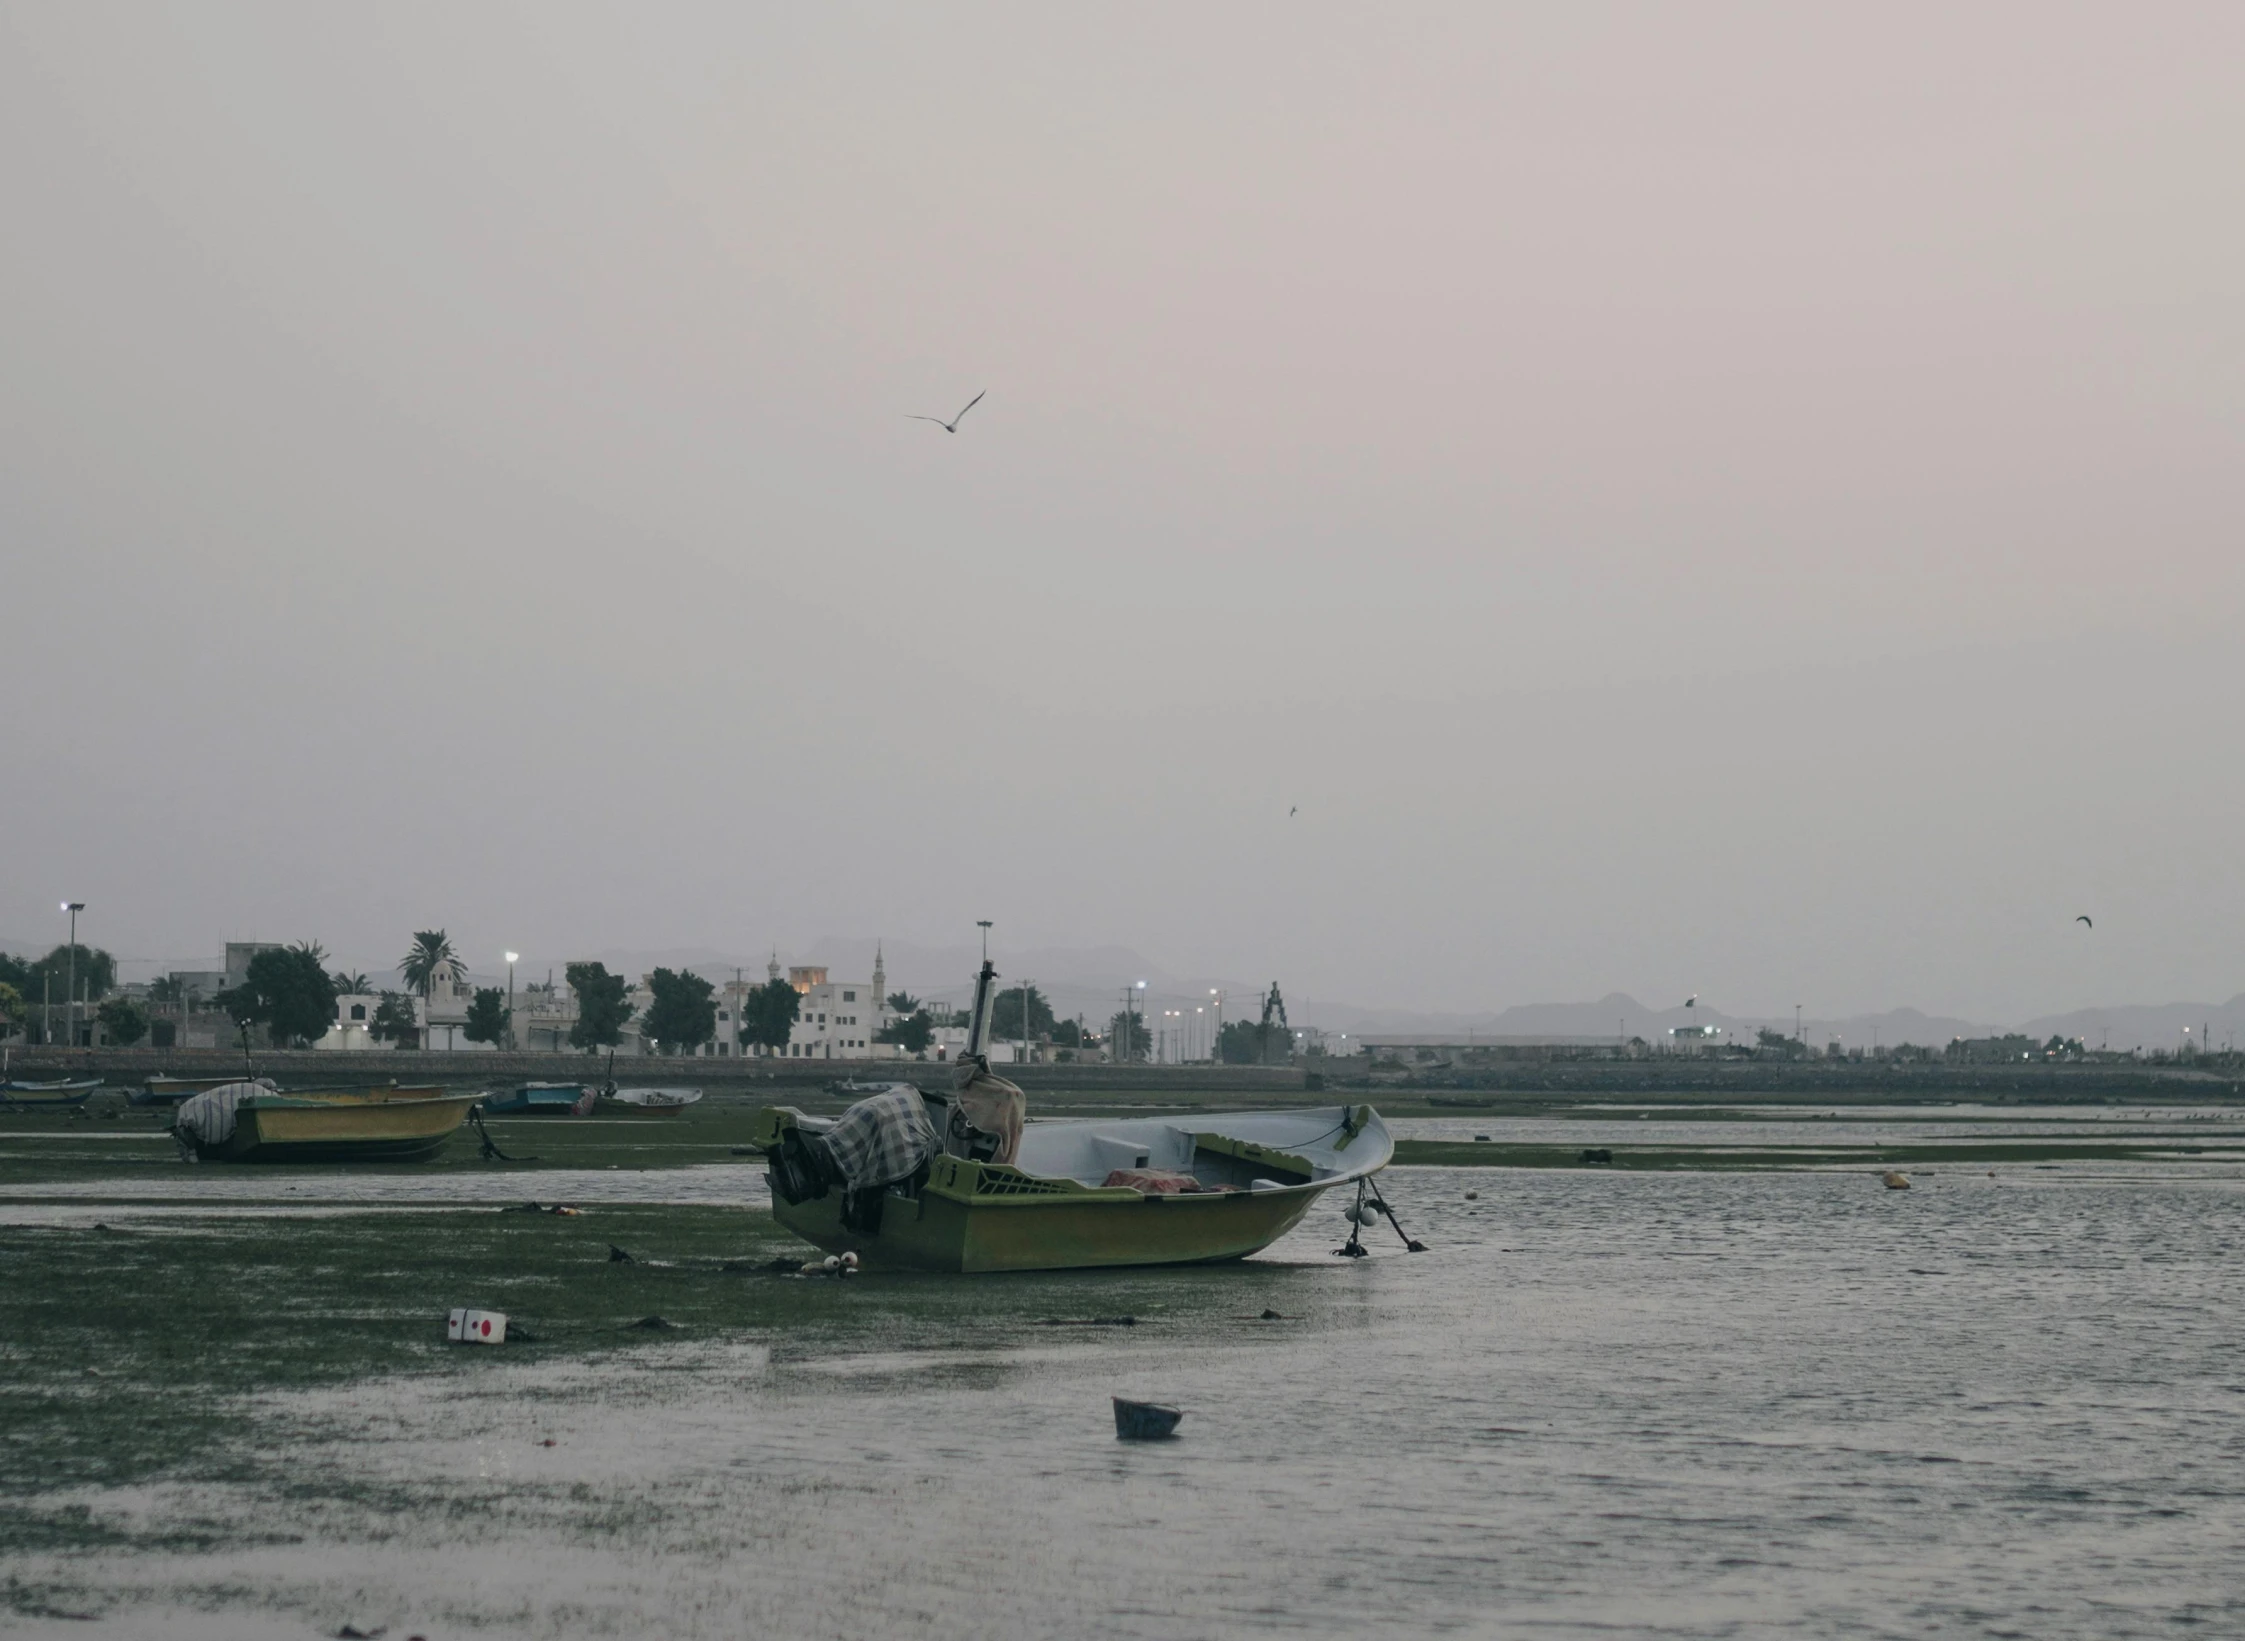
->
[[174, 1082, 265, 1147], [951, 1063, 1024, 1165]]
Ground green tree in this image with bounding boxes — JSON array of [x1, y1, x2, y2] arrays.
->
[[463, 986, 511, 1047], [1108, 1010, 1152, 1062], [886, 991, 921, 1015], [369, 991, 419, 1047], [1754, 1027, 1802, 1059], [97, 995, 149, 1047], [740, 977, 802, 1054], [990, 984, 1055, 1041], [1217, 1020, 1266, 1064], [331, 970, 372, 997], [398, 931, 465, 1046], [19, 944, 117, 1008], [642, 968, 717, 1055], [147, 974, 185, 1005], [217, 945, 339, 1048], [0, 980, 24, 1039], [875, 1009, 934, 1053], [566, 962, 634, 1051]]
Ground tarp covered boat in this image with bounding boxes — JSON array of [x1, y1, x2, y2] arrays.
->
[[751, 955, 1391, 1272], [174, 1082, 477, 1163]]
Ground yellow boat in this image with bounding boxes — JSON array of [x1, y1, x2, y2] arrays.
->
[[174, 1083, 475, 1163]]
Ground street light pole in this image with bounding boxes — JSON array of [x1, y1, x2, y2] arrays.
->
[[61, 903, 84, 1050], [505, 952, 519, 1052]]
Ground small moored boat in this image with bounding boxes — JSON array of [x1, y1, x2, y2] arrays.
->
[[174, 1083, 477, 1163], [605, 1086, 703, 1115], [751, 955, 1392, 1273], [478, 1083, 595, 1117], [0, 1078, 104, 1109], [135, 1074, 275, 1107]]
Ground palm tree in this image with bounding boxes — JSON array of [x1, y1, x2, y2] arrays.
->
[[330, 970, 372, 996], [398, 930, 466, 1049]]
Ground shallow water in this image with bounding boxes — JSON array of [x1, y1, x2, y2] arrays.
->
[[1391, 1112, 2245, 1147], [8, 1164, 2243, 1638]]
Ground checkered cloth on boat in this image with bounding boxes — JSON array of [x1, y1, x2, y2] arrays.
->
[[821, 1087, 938, 1190], [174, 1082, 266, 1147]]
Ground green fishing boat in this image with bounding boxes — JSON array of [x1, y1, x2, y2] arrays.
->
[[751, 1099, 1391, 1273], [750, 952, 1393, 1273]]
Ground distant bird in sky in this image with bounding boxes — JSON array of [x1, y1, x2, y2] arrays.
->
[[906, 390, 985, 433], [1289, 805, 1297, 817], [1685, 994, 1697, 1008], [2076, 915, 2093, 927]]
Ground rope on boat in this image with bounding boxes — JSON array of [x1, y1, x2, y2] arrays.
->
[[1369, 1191, 1428, 1253], [469, 1106, 536, 1163], [1333, 1177, 1429, 1257]]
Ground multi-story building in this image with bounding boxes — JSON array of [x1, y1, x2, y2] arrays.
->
[[775, 948, 891, 1060]]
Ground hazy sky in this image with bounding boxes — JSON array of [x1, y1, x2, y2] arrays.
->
[[3, 4, 2239, 1022]]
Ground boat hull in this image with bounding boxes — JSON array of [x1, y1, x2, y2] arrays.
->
[[184, 1093, 478, 1163], [479, 1084, 592, 1117], [771, 1164, 1331, 1272], [1, 1079, 102, 1109]]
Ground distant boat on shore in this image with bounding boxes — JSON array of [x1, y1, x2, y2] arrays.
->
[[174, 1082, 477, 1163], [479, 1083, 596, 1117], [604, 1086, 703, 1115], [135, 1074, 274, 1107], [1, 1078, 103, 1109]]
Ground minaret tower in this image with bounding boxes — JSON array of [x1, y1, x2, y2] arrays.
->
[[767, 949, 780, 984], [872, 941, 887, 1011]]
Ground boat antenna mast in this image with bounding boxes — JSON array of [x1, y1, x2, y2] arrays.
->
[[963, 921, 999, 1068]]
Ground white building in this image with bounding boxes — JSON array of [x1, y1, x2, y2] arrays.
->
[[315, 992, 384, 1051], [778, 957, 889, 1059]]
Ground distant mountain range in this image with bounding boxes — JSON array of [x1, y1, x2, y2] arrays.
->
[[11, 931, 2237, 1051]]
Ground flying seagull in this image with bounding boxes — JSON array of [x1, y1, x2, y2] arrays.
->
[[906, 390, 985, 433], [2076, 915, 2093, 927], [1289, 805, 1297, 817]]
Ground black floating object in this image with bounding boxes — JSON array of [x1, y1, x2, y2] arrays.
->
[[1259, 1308, 1287, 1321], [336, 1627, 388, 1640], [625, 1314, 677, 1330], [1579, 1148, 1613, 1164], [1039, 1316, 1138, 1328], [608, 1244, 636, 1263], [1113, 1397, 1183, 1441]]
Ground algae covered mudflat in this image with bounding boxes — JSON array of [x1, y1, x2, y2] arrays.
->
[[6, 1097, 2244, 1637], [7, 1154, 2245, 1639]]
